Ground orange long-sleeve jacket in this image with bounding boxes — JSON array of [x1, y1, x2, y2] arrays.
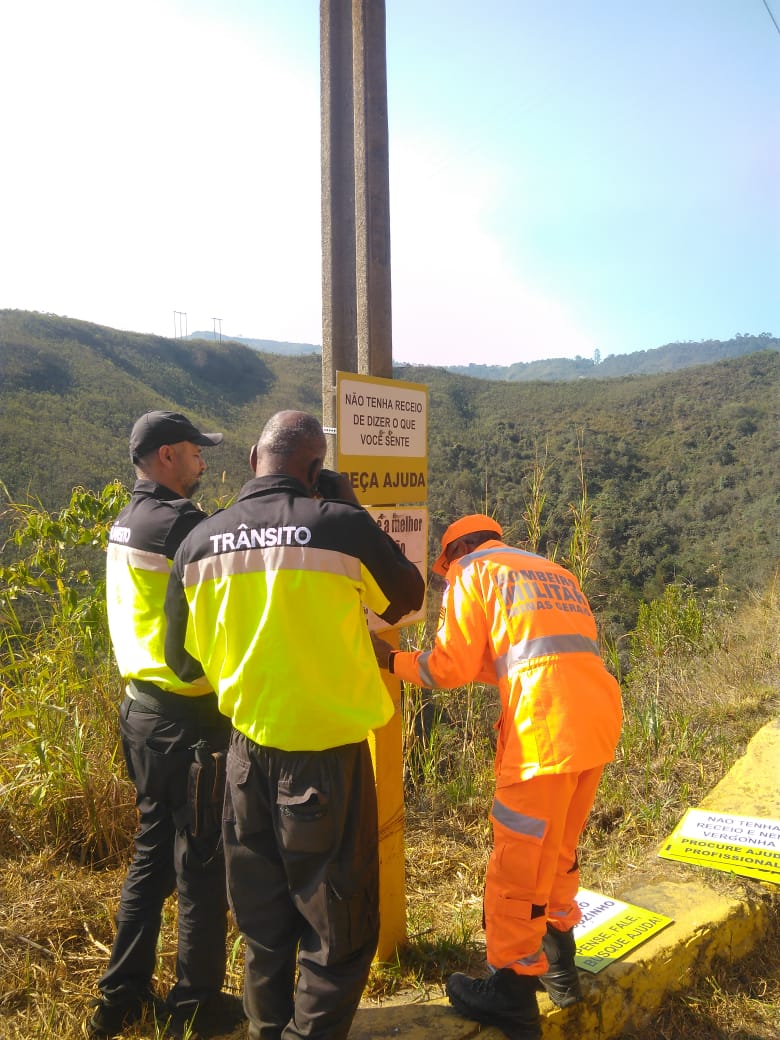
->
[[392, 540, 622, 782]]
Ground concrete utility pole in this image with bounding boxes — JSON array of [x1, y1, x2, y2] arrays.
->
[[352, 0, 393, 379], [320, 0, 393, 450], [320, 0, 403, 959], [321, 0, 357, 422]]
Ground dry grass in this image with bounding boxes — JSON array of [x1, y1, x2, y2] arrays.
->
[[0, 586, 778, 1038], [0, 852, 245, 1040], [619, 906, 780, 1040], [1, 854, 116, 1037]]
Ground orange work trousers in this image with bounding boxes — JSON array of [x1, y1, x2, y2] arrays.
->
[[484, 766, 604, 975]]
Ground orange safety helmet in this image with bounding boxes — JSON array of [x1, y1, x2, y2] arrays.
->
[[432, 513, 503, 577]]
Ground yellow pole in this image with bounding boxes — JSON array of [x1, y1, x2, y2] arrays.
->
[[368, 627, 406, 959]]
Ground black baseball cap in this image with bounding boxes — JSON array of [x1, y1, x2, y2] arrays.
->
[[129, 410, 223, 462]]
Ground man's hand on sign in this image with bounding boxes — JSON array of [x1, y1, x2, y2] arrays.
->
[[370, 631, 394, 670]]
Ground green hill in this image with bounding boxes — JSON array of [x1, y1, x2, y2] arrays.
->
[[396, 355, 778, 629], [0, 309, 322, 507], [185, 325, 779, 383], [1, 308, 777, 633], [442, 334, 778, 382], [188, 330, 321, 357]]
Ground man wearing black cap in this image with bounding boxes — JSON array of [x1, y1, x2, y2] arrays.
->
[[85, 411, 243, 1039]]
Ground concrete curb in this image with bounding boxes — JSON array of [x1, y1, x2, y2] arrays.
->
[[349, 719, 780, 1039]]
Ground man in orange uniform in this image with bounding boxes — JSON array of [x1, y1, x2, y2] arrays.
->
[[371, 514, 622, 1040]]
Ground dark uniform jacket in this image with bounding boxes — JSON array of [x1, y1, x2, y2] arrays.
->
[[165, 474, 424, 750], [106, 479, 212, 696]]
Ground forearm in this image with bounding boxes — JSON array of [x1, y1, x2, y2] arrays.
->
[[163, 572, 204, 682]]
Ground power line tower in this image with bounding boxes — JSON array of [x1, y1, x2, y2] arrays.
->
[[173, 311, 188, 339], [212, 317, 223, 343]]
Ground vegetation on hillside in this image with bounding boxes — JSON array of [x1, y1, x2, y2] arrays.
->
[[401, 351, 778, 634], [187, 329, 321, 357], [1, 310, 777, 640], [443, 332, 778, 382], [0, 483, 778, 1039], [1, 307, 778, 1035], [0, 309, 323, 511]]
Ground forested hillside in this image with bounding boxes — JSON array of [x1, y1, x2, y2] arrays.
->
[[188, 330, 321, 357], [0, 309, 322, 507], [185, 325, 779, 382], [401, 355, 778, 630], [1, 309, 777, 634], [443, 334, 778, 382]]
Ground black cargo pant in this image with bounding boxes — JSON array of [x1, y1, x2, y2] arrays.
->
[[98, 690, 232, 1011], [223, 731, 380, 1040]]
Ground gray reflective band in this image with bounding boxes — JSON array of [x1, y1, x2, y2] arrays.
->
[[459, 545, 545, 570], [489, 949, 545, 972], [182, 545, 362, 588], [495, 633, 601, 679], [491, 798, 547, 839], [107, 543, 170, 573], [417, 651, 436, 688]]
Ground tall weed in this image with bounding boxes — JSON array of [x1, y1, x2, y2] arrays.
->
[[0, 483, 132, 862], [564, 434, 599, 596], [584, 578, 779, 883]]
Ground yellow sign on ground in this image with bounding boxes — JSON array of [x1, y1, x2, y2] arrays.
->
[[337, 372, 428, 505], [659, 808, 780, 884], [573, 888, 674, 973]]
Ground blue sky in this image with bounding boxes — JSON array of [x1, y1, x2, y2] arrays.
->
[[2, 1, 778, 366]]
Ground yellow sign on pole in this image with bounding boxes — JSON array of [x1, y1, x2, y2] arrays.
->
[[337, 372, 427, 504], [366, 506, 427, 630]]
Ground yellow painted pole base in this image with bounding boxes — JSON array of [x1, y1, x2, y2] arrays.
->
[[369, 628, 406, 961]]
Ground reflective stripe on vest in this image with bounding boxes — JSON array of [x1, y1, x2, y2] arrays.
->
[[495, 633, 601, 679], [107, 542, 170, 573], [457, 544, 546, 570], [181, 543, 362, 587]]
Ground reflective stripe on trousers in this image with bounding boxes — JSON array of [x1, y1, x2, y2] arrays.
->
[[484, 766, 604, 975]]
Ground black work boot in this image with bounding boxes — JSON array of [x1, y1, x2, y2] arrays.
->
[[538, 923, 583, 1007], [446, 968, 541, 1040], [83, 990, 162, 1039], [166, 992, 246, 1039]]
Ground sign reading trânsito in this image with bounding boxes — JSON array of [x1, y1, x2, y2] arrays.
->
[[659, 809, 780, 884], [337, 372, 427, 505]]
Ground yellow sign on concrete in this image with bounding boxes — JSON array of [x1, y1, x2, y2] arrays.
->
[[573, 888, 674, 973], [337, 371, 428, 504], [659, 808, 780, 883]]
